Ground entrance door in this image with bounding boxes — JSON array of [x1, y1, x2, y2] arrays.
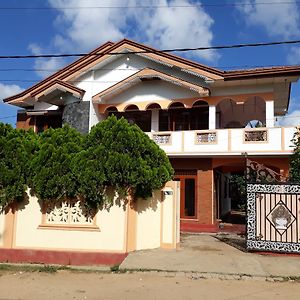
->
[[175, 175, 197, 219]]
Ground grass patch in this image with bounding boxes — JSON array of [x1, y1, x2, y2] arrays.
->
[[110, 265, 120, 272], [0, 263, 69, 273]]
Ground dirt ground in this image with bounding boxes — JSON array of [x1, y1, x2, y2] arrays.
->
[[0, 270, 300, 300]]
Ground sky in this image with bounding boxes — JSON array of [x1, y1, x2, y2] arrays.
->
[[1, 0, 300, 126]]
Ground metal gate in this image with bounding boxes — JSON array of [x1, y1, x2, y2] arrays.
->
[[246, 160, 300, 253]]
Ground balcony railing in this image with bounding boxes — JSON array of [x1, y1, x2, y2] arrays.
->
[[244, 129, 268, 143], [148, 127, 296, 155]]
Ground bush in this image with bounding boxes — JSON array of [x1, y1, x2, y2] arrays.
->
[[29, 125, 83, 202], [0, 123, 37, 208], [289, 128, 300, 182], [1, 116, 174, 209], [73, 115, 174, 207]]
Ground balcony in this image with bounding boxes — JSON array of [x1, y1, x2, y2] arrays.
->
[[147, 127, 296, 156]]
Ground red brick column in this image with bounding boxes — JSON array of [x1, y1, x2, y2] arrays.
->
[[197, 169, 215, 225]]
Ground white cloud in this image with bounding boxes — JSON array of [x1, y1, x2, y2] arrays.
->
[[237, 0, 300, 39], [28, 43, 64, 78], [130, 0, 218, 61], [40, 0, 218, 62], [276, 110, 300, 126], [0, 83, 24, 103], [287, 46, 300, 64]]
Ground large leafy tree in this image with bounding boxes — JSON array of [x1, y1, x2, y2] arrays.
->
[[1, 116, 173, 209], [289, 128, 300, 182], [72, 115, 174, 208], [29, 125, 83, 202], [0, 123, 37, 208]]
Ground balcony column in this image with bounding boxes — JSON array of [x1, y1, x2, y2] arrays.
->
[[209, 105, 216, 130], [266, 100, 274, 127], [151, 109, 159, 132]]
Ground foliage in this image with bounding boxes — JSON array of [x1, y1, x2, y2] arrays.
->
[[29, 125, 83, 202], [72, 115, 174, 207], [0, 116, 173, 209], [289, 128, 300, 182], [230, 174, 246, 211], [0, 123, 37, 208]]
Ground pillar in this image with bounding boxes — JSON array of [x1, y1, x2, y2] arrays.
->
[[151, 109, 159, 132], [209, 105, 216, 130], [197, 169, 215, 225], [266, 100, 274, 128]]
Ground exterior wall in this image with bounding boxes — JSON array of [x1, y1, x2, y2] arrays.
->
[[14, 194, 126, 252], [170, 158, 217, 232], [104, 81, 199, 105], [135, 191, 162, 250], [62, 101, 90, 134], [16, 112, 35, 130], [198, 169, 215, 226], [0, 181, 179, 262], [0, 211, 5, 247], [149, 127, 295, 156]]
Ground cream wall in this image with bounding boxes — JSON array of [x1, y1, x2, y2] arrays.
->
[[135, 191, 162, 251], [15, 195, 127, 252], [1, 182, 180, 253], [0, 211, 5, 247]]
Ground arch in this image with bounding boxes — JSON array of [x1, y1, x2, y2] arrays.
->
[[168, 101, 185, 109], [105, 106, 118, 113], [216, 98, 241, 129], [243, 96, 266, 127], [124, 104, 139, 111], [146, 103, 162, 110], [192, 100, 209, 108]]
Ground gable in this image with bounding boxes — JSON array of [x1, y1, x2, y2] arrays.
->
[[92, 68, 209, 104]]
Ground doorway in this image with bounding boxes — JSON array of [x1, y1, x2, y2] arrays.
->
[[174, 174, 197, 219]]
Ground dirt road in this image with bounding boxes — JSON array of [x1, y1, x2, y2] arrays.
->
[[0, 270, 300, 300]]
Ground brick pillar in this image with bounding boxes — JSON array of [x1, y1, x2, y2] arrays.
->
[[197, 169, 215, 225]]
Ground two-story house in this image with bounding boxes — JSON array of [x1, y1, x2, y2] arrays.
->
[[4, 39, 300, 233]]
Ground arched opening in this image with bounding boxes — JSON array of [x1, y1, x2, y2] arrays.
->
[[216, 97, 266, 129], [243, 96, 266, 127], [216, 99, 241, 129], [110, 104, 151, 131], [146, 103, 162, 110], [105, 106, 118, 117], [168, 102, 185, 109], [191, 100, 209, 130], [106, 106, 118, 112], [159, 100, 209, 131], [124, 104, 139, 111]]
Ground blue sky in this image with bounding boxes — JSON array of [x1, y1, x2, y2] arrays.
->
[[1, 0, 300, 126]]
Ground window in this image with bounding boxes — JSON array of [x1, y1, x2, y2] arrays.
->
[[39, 200, 98, 230]]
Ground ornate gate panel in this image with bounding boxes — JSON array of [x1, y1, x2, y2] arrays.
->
[[247, 183, 300, 253]]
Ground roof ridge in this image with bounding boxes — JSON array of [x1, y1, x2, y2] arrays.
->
[[3, 41, 114, 103]]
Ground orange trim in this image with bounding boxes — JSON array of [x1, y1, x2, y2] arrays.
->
[[32, 80, 85, 100], [98, 92, 274, 113], [3, 204, 17, 248], [4, 42, 113, 104], [125, 200, 137, 252]]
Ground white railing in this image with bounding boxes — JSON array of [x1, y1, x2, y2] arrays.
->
[[195, 131, 217, 144], [152, 133, 172, 145], [147, 127, 296, 155], [244, 129, 268, 143]]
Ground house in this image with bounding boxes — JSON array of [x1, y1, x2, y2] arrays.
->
[[4, 38, 300, 235]]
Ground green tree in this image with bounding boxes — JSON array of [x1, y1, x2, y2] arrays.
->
[[289, 128, 300, 182], [72, 115, 174, 208], [29, 125, 83, 202], [0, 123, 37, 208]]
